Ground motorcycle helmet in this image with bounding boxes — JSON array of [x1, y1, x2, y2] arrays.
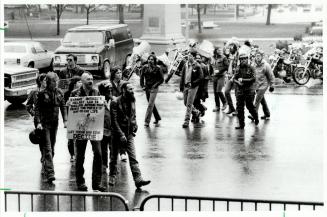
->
[[29, 129, 43, 145], [255, 49, 265, 56], [239, 52, 248, 59]]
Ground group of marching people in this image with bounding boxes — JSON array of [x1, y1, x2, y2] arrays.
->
[[27, 54, 150, 191], [139, 38, 275, 129], [26, 37, 275, 192]]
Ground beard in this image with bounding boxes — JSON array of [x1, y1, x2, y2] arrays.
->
[[86, 81, 93, 89], [255, 59, 262, 65]]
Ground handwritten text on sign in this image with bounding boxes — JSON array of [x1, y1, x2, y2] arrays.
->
[[67, 96, 105, 141]]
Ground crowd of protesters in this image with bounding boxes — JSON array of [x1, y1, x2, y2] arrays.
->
[[27, 37, 277, 191]]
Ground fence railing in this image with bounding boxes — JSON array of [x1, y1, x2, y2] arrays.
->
[[138, 194, 324, 211], [4, 191, 323, 212], [4, 190, 129, 211]]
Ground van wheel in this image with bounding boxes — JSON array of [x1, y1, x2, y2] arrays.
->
[[102, 61, 111, 79], [28, 62, 34, 68], [6, 95, 28, 105]]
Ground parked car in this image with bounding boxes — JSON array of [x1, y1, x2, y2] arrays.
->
[[4, 41, 53, 71], [4, 65, 38, 104], [53, 24, 134, 78], [202, 21, 219, 29]]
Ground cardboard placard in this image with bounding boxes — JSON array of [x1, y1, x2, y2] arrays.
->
[[67, 96, 105, 141]]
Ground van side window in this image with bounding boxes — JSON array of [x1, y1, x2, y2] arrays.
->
[[31, 47, 37, 54], [121, 28, 129, 40], [110, 29, 119, 42], [105, 31, 112, 43]]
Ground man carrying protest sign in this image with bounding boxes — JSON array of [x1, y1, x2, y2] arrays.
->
[[35, 72, 67, 183], [70, 72, 105, 192], [109, 82, 151, 188]]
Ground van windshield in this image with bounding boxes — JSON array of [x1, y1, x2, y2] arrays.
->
[[62, 31, 104, 45]]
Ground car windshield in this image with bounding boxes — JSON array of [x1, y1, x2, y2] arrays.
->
[[62, 31, 104, 45], [5, 45, 27, 53]]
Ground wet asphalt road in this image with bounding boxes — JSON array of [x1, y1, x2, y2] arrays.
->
[[4, 75, 323, 211]]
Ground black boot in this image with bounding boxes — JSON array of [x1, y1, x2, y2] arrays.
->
[[235, 125, 244, 130]]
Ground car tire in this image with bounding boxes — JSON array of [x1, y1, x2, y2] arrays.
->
[[48, 59, 54, 72], [102, 60, 111, 79], [6, 95, 28, 105], [28, 62, 34, 68]]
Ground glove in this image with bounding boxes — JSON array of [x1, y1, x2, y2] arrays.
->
[[269, 86, 274, 92]]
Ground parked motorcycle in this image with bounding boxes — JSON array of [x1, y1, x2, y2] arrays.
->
[[292, 48, 323, 85], [269, 47, 299, 83]]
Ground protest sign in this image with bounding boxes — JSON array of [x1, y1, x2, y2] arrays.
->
[[67, 96, 105, 141]]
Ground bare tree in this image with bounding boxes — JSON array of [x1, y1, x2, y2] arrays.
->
[[140, 4, 144, 18], [197, 4, 202, 33], [203, 4, 207, 15], [75, 5, 79, 13], [55, 4, 66, 35], [118, 4, 125, 24], [266, 4, 272, 25], [236, 4, 240, 19], [85, 4, 98, 25]]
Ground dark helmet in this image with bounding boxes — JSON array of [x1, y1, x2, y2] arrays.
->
[[29, 129, 43, 145]]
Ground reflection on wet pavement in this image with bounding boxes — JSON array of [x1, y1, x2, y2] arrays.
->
[[4, 75, 323, 211]]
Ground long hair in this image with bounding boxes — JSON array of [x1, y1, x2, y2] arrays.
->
[[36, 73, 47, 88], [213, 47, 221, 59], [110, 66, 122, 81], [147, 54, 157, 65]]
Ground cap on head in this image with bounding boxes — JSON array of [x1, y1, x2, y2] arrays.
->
[[239, 53, 248, 59], [255, 49, 265, 56]]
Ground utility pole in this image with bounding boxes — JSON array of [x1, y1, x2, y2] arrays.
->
[[185, 4, 189, 44]]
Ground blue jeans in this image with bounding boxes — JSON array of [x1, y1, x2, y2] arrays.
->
[[145, 88, 161, 124], [42, 126, 58, 178], [101, 135, 111, 168], [183, 86, 199, 124], [110, 134, 142, 183], [224, 79, 235, 111], [213, 76, 226, 108], [75, 140, 102, 187], [255, 88, 270, 117]]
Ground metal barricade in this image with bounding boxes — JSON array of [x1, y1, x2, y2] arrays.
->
[[4, 190, 129, 212], [139, 194, 323, 211]]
